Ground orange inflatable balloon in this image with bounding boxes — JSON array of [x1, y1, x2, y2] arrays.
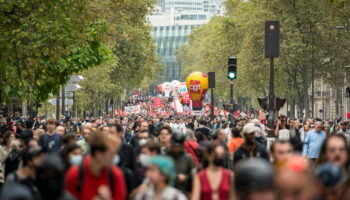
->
[[186, 72, 208, 110]]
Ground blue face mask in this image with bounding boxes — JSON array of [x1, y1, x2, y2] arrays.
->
[[70, 155, 83, 166], [113, 155, 120, 165]]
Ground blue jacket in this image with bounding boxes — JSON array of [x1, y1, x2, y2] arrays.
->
[[302, 129, 326, 159]]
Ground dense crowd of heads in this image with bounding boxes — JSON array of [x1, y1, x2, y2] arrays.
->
[[0, 113, 349, 200]]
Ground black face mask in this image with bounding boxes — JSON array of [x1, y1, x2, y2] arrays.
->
[[213, 157, 225, 167]]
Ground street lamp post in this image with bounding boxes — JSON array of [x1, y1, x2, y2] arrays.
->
[[335, 24, 344, 118]]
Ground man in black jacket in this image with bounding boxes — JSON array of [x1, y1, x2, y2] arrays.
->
[[234, 123, 269, 165], [108, 123, 137, 192], [167, 131, 195, 195]]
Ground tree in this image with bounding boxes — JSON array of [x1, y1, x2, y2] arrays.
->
[[75, 0, 163, 114], [178, 0, 350, 118], [0, 0, 109, 103]]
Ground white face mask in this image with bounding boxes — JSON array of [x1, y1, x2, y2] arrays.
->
[[70, 155, 83, 165], [139, 154, 150, 166], [113, 155, 120, 165], [139, 139, 148, 146]]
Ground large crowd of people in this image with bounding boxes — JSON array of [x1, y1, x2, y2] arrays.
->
[[0, 113, 349, 200]]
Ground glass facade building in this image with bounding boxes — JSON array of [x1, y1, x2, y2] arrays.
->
[[150, 0, 224, 82], [151, 24, 200, 81]]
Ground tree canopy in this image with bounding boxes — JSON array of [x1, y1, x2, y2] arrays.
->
[[0, 0, 163, 114], [178, 0, 350, 117]]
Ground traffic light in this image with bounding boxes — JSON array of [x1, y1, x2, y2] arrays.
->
[[258, 97, 268, 110], [275, 97, 286, 111], [265, 21, 280, 57], [228, 57, 237, 80]]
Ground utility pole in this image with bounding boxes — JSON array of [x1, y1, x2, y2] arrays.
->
[[265, 21, 280, 128], [230, 80, 234, 104], [311, 29, 315, 118], [61, 86, 65, 117], [56, 95, 60, 120], [336, 24, 344, 117], [208, 72, 215, 121], [268, 57, 275, 128], [227, 57, 237, 122]]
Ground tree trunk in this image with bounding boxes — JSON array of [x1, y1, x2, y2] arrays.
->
[[302, 65, 310, 119], [290, 100, 295, 119]]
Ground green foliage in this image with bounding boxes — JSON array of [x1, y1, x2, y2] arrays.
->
[[0, 0, 162, 114], [0, 0, 109, 103], [75, 0, 163, 112], [178, 0, 350, 115]]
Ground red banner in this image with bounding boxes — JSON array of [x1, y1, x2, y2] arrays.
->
[[154, 97, 161, 108], [347, 112, 350, 119]]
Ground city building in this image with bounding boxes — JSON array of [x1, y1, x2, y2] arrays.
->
[[149, 0, 224, 82]]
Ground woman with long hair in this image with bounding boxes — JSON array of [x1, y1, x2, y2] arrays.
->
[[0, 131, 16, 184], [191, 143, 234, 200], [316, 135, 349, 172]]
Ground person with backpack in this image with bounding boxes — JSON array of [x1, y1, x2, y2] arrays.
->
[[65, 131, 126, 200], [38, 119, 62, 153]]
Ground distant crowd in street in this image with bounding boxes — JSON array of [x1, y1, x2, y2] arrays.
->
[[0, 111, 349, 200]]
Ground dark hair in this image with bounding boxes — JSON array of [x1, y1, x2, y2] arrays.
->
[[108, 123, 123, 133], [1, 131, 14, 146], [157, 125, 172, 136], [270, 140, 292, 153], [316, 135, 349, 167], [198, 119, 207, 126], [202, 143, 219, 168], [25, 120, 34, 129], [62, 134, 77, 146], [141, 142, 161, 155], [62, 144, 81, 154], [22, 147, 43, 166], [231, 128, 241, 138]]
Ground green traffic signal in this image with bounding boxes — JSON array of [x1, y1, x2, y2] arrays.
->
[[228, 72, 236, 80]]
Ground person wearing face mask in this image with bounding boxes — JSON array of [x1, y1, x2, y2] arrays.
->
[[130, 121, 149, 147], [108, 123, 137, 194], [65, 132, 126, 200], [192, 143, 234, 200], [130, 142, 161, 199], [233, 123, 269, 164], [4, 146, 45, 200], [167, 131, 195, 195], [59, 144, 82, 172]]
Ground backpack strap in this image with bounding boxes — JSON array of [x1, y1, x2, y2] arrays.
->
[[77, 163, 84, 196], [77, 161, 115, 198], [108, 169, 115, 198]]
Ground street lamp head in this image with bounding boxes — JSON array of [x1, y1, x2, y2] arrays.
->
[[336, 24, 344, 30]]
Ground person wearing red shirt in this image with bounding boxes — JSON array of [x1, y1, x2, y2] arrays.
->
[[65, 132, 126, 200]]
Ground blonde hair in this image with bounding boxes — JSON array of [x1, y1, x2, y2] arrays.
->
[[34, 129, 45, 137]]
